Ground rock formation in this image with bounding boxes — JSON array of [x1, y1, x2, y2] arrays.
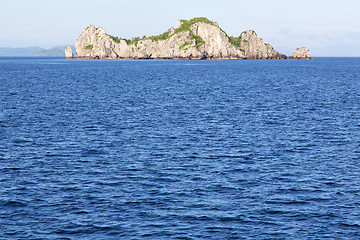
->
[[74, 17, 287, 60], [238, 30, 287, 59], [65, 45, 73, 59], [289, 47, 311, 59]]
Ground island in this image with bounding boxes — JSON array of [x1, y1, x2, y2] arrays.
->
[[65, 45, 74, 59], [71, 17, 310, 60], [289, 47, 311, 59]]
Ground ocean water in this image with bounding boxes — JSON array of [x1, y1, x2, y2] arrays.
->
[[0, 57, 359, 239]]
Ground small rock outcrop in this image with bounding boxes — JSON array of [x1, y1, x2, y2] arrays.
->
[[65, 45, 73, 59], [290, 47, 311, 59], [74, 17, 287, 60]]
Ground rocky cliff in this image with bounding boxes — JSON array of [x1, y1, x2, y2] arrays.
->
[[289, 47, 311, 59], [237, 30, 287, 59], [75, 17, 287, 60], [65, 45, 73, 59]]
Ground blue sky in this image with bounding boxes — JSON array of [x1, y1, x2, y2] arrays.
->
[[1, 0, 360, 56]]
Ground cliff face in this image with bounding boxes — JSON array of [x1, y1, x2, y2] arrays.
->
[[190, 22, 243, 59], [290, 47, 311, 59], [75, 17, 286, 60], [65, 45, 73, 59], [239, 31, 287, 59], [75, 26, 118, 59]]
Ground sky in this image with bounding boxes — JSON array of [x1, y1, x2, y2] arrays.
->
[[1, 0, 360, 56]]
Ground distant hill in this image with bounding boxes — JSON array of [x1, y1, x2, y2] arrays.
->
[[0, 46, 76, 57], [35, 47, 65, 57], [0, 47, 43, 56]]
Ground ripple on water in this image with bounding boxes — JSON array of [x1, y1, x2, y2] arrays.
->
[[0, 200, 27, 208]]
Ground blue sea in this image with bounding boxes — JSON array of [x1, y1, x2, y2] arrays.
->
[[0, 57, 359, 239]]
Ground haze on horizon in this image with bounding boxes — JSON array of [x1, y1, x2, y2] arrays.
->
[[1, 0, 359, 57]]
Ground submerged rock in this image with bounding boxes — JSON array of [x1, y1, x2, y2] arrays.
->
[[74, 17, 287, 60], [65, 45, 73, 59], [290, 47, 311, 59]]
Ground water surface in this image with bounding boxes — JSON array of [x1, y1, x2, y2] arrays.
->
[[0, 57, 360, 239]]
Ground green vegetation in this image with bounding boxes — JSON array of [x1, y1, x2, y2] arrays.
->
[[147, 31, 171, 42], [129, 37, 142, 46], [174, 17, 219, 35], [109, 35, 121, 43], [172, 18, 214, 49], [192, 33, 204, 49], [84, 45, 93, 50], [109, 35, 141, 46], [104, 17, 254, 52], [88, 18, 261, 53], [107, 17, 217, 50], [228, 33, 249, 49], [249, 30, 257, 35], [179, 42, 191, 51], [108, 33, 170, 46], [228, 36, 242, 49], [227, 30, 254, 49]]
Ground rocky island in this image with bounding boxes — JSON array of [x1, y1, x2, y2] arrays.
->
[[65, 45, 73, 59], [73, 17, 289, 60], [289, 47, 311, 59]]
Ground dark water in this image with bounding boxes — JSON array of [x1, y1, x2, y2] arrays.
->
[[0, 57, 359, 239]]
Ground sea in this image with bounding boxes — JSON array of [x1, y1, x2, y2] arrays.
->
[[0, 57, 359, 239]]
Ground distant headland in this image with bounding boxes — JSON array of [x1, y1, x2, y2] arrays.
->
[[67, 17, 311, 60]]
